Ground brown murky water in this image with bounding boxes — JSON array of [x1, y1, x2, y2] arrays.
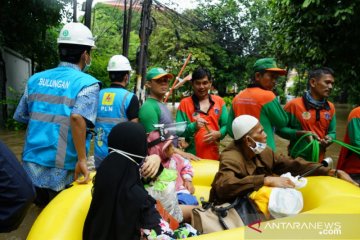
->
[[0, 103, 352, 239]]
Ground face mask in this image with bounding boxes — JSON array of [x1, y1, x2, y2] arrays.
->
[[82, 53, 92, 72], [82, 60, 91, 72], [125, 73, 131, 87], [108, 147, 146, 166], [248, 137, 267, 154]]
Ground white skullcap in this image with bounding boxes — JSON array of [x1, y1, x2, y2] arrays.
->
[[232, 115, 259, 140]]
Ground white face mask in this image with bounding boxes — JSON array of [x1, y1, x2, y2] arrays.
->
[[82, 53, 92, 72], [108, 147, 146, 166], [248, 137, 267, 154], [82, 59, 91, 72], [125, 73, 131, 87]]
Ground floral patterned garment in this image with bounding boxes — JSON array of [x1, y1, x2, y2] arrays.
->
[[142, 221, 198, 240]]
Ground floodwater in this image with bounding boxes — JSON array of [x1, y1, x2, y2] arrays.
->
[[0, 103, 353, 239]]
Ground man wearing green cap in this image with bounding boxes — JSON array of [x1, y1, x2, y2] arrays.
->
[[227, 58, 289, 151], [139, 67, 174, 133], [139, 67, 199, 161]]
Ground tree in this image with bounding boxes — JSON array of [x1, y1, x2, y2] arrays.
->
[[145, 0, 272, 96], [189, 0, 273, 95], [0, 0, 72, 129], [77, 1, 274, 98], [86, 3, 140, 88], [0, 0, 72, 71], [265, 0, 360, 103]]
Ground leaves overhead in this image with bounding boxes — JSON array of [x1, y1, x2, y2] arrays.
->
[[265, 0, 360, 103], [2, 0, 360, 104], [0, 0, 72, 71]]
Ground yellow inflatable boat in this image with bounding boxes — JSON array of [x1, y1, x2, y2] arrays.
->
[[28, 160, 360, 239]]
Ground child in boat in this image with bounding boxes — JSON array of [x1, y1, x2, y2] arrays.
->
[[147, 130, 198, 206], [143, 165, 184, 223]]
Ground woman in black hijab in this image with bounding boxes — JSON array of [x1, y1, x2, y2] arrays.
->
[[83, 122, 173, 240]]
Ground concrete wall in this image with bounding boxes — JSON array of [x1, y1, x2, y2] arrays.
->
[[2, 47, 31, 97], [0, 47, 32, 125]]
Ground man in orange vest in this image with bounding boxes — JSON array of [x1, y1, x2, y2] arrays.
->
[[337, 106, 360, 184], [176, 67, 228, 160], [227, 58, 288, 151], [277, 67, 336, 162]]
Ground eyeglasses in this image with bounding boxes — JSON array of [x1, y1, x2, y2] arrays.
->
[[152, 78, 170, 84]]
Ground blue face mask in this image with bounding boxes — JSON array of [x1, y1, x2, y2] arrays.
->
[[248, 137, 267, 154]]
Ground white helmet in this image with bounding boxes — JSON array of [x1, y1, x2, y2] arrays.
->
[[107, 55, 132, 71], [57, 22, 96, 48]]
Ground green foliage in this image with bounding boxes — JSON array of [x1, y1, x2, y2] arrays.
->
[[265, 0, 360, 104], [288, 75, 307, 97], [69, 1, 276, 99], [0, 0, 72, 71], [0, 0, 71, 129], [86, 3, 141, 88], [0, 87, 26, 130], [192, 0, 274, 95], [88, 52, 109, 86], [145, 0, 272, 96], [4, 116, 26, 131], [91, 4, 123, 55], [223, 96, 234, 107], [5, 0, 358, 110], [273, 75, 287, 104]]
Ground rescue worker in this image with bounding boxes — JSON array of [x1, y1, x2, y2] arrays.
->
[[139, 67, 174, 133], [227, 58, 288, 151], [337, 106, 360, 184], [139, 67, 199, 161], [13, 22, 101, 207], [176, 67, 228, 160], [94, 55, 139, 168], [277, 67, 336, 162]]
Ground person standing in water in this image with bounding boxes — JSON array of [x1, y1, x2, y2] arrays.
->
[[277, 67, 336, 162], [227, 58, 288, 152], [94, 55, 139, 168], [139, 67, 199, 161], [176, 67, 228, 160], [13, 22, 100, 207]]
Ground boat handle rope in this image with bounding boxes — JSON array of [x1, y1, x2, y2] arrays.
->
[[290, 132, 360, 163]]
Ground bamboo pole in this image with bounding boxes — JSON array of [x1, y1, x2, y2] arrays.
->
[[163, 53, 192, 103]]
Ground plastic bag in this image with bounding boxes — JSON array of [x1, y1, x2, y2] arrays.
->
[[268, 172, 306, 218], [268, 188, 303, 218], [251, 172, 306, 219], [145, 168, 183, 222], [280, 172, 307, 189]]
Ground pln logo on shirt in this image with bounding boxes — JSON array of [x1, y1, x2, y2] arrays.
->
[[214, 108, 219, 115], [102, 92, 116, 105]]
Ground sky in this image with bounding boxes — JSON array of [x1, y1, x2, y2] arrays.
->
[[76, 0, 198, 15]]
